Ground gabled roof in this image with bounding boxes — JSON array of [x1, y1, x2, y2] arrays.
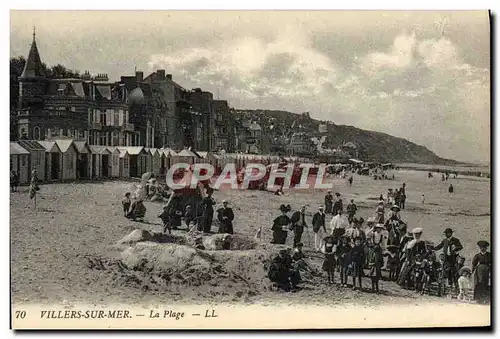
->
[[106, 146, 121, 155], [10, 142, 30, 155], [38, 141, 61, 153], [117, 146, 146, 156], [145, 148, 159, 156], [89, 145, 111, 155], [17, 140, 45, 151], [159, 148, 177, 157], [177, 149, 196, 157], [74, 141, 91, 154], [54, 139, 77, 153], [117, 148, 129, 158], [196, 151, 208, 158]]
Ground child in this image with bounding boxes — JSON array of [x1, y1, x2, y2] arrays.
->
[[321, 235, 337, 284], [349, 237, 365, 290], [122, 193, 131, 217], [384, 245, 400, 281], [457, 267, 472, 301], [336, 236, 351, 287], [158, 205, 171, 234]]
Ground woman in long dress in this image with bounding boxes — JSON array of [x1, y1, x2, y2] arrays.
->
[[271, 205, 291, 244], [472, 240, 491, 304]]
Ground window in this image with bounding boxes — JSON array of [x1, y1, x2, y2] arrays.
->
[[113, 155, 118, 166], [21, 155, 26, 166], [114, 111, 119, 126], [33, 126, 41, 140], [100, 112, 106, 125], [124, 157, 129, 168]]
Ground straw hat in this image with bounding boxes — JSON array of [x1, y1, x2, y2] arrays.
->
[[412, 227, 423, 234], [458, 267, 471, 276], [390, 205, 400, 211], [375, 223, 386, 229]]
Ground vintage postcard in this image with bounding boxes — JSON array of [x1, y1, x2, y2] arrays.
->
[[9, 10, 491, 330]]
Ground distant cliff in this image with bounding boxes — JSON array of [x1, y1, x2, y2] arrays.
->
[[233, 108, 458, 165]]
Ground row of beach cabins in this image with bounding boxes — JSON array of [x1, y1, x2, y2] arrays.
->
[[10, 138, 308, 185]]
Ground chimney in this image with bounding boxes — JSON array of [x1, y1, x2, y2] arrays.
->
[[157, 70, 166, 81], [166, 74, 172, 80], [136, 71, 143, 82]]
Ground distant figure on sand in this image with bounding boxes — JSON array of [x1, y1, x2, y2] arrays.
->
[[217, 200, 235, 234], [10, 170, 19, 192], [324, 191, 333, 214], [312, 205, 327, 251], [449, 184, 454, 194], [122, 192, 131, 216], [127, 198, 147, 221], [200, 188, 216, 233]]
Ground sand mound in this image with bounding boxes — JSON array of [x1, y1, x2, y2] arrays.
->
[[184, 231, 258, 251], [117, 229, 187, 246], [107, 241, 273, 295]]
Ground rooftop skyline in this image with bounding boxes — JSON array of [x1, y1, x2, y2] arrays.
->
[[10, 10, 490, 163]]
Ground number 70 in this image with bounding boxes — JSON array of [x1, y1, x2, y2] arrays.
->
[[15, 310, 26, 319]]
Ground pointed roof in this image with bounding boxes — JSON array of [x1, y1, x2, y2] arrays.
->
[[20, 27, 44, 79], [38, 141, 61, 153], [53, 139, 76, 153]]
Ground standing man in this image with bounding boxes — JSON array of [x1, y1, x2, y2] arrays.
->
[[290, 205, 308, 248], [346, 199, 357, 221], [330, 209, 350, 241], [324, 191, 333, 214], [432, 228, 463, 291], [200, 187, 216, 233], [333, 193, 343, 216], [348, 174, 353, 187], [217, 200, 235, 234], [312, 205, 327, 251]]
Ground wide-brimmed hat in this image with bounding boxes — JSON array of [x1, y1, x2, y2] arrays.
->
[[477, 240, 490, 248], [318, 205, 325, 209], [391, 205, 400, 211], [335, 192, 341, 196], [222, 200, 228, 204], [412, 227, 423, 234], [458, 267, 471, 275], [367, 217, 376, 224], [375, 223, 386, 229], [443, 228, 453, 234], [279, 204, 288, 212], [378, 201, 384, 205]]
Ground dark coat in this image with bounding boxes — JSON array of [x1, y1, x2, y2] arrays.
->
[[217, 207, 235, 234], [290, 211, 308, 234], [312, 212, 326, 233], [433, 236, 463, 261]]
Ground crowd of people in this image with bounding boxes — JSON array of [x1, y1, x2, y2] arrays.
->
[[267, 189, 491, 304], [115, 171, 490, 304]]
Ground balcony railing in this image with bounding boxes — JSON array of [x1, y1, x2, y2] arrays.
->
[[122, 123, 135, 132], [89, 122, 102, 130]]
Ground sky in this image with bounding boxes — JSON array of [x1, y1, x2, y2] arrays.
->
[[10, 10, 490, 163]]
